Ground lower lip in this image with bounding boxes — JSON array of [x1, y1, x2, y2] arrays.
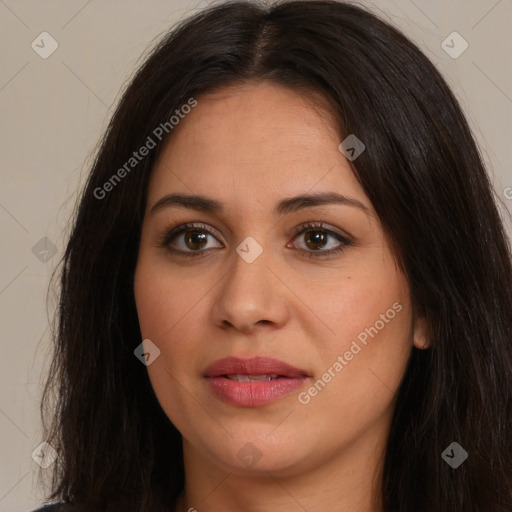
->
[[206, 376, 307, 407]]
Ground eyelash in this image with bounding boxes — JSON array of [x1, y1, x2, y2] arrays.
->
[[158, 221, 352, 259]]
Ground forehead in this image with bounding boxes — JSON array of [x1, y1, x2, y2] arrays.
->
[[147, 82, 370, 215]]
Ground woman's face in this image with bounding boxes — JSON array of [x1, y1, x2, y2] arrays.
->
[[134, 82, 426, 478]]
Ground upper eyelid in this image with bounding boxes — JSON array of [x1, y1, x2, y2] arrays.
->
[[290, 221, 351, 241], [164, 222, 222, 238]]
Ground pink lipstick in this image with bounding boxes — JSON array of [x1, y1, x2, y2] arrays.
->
[[203, 356, 309, 407]]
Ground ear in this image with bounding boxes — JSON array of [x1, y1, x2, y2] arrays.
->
[[412, 314, 430, 349]]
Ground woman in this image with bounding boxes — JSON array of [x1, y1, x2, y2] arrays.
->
[[35, 0, 512, 511]]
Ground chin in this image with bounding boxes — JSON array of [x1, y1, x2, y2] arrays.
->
[[195, 426, 319, 475]]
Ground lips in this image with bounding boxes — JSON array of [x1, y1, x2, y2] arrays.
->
[[204, 356, 309, 378], [204, 356, 310, 407]]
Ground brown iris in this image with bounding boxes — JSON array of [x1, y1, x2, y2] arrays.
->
[[304, 230, 327, 250], [184, 229, 208, 250]]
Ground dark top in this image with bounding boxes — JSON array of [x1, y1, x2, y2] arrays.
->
[[32, 501, 175, 511], [32, 505, 107, 512], [31, 504, 162, 512], [31, 506, 96, 512]]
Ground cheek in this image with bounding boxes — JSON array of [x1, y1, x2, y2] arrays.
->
[[134, 256, 201, 341], [306, 255, 411, 350], [305, 260, 413, 401], [134, 260, 203, 430], [297, 297, 412, 448], [134, 258, 208, 385]]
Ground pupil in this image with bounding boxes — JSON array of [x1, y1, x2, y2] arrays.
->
[[306, 230, 326, 250], [186, 230, 207, 250]]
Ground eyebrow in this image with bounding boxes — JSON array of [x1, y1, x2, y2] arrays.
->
[[149, 192, 370, 216]]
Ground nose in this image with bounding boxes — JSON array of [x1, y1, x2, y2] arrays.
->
[[210, 243, 291, 334]]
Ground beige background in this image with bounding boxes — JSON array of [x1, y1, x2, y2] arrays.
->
[[1, 0, 511, 510]]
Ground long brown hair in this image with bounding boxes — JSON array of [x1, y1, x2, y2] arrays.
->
[[41, 1, 512, 510]]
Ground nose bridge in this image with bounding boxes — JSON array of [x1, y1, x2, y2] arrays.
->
[[211, 234, 290, 331], [226, 235, 271, 305]]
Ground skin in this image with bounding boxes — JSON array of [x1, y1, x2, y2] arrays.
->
[[134, 82, 428, 512]]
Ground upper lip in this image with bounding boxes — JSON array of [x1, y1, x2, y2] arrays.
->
[[203, 356, 310, 378]]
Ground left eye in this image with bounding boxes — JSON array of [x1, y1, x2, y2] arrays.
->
[[290, 226, 349, 253]]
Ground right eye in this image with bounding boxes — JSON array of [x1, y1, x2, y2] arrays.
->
[[160, 223, 224, 257]]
